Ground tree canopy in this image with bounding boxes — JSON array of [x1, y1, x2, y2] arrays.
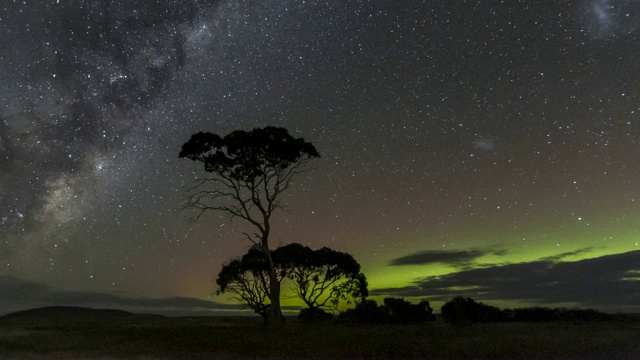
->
[[179, 126, 319, 182], [337, 298, 435, 324], [216, 243, 367, 316], [277, 243, 368, 310], [440, 296, 505, 323], [216, 246, 287, 320], [179, 126, 319, 238]]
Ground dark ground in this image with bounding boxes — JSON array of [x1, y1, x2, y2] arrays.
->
[[0, 307, 639, 359]]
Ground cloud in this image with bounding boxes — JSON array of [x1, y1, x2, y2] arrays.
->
[[539, 247, 596, 262], [0, 276, 249, 317], [388, 248, 508, 267], [373, 250, 640, 312]]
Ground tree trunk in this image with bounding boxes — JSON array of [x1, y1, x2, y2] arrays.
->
[[262, 241, 285, 326], [266, 275, 285, 325]]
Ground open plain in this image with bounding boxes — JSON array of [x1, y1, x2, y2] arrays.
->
[[0, 308, 639, 359]]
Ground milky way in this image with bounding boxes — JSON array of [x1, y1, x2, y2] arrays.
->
[[1, 1, 639, 314], [1, 0, 223, 292]]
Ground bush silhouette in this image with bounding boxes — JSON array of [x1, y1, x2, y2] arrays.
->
[[338, 300, 385, 323], [441, 296, 503, 323], [417, 300, 437, 321], [383, 298, 436, 323], [338, 298, 435, 324], [504, 307, 611, 322], [298, 308, 333, 323], [441, 297, 610, 323]]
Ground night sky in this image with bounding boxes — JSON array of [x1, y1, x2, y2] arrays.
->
[[1, 0, 639, 315]]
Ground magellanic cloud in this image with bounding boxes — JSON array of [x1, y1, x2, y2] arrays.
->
[[373, 250, 640, 312]]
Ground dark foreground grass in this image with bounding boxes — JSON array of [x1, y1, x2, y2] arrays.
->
[[0, 315, 639, 359]]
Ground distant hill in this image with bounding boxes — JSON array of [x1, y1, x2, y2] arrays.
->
[[0, 306, 164, 325]]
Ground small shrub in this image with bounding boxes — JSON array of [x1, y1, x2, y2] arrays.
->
[[298, 308, 333, 323], [441, 296, 504, 323], [338, 300, 386, 323], [338, 298, 435, 324], [383, 298, 436, 323]]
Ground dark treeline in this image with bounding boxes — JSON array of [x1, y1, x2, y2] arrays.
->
[[338, 298, 436, 324], [440, 296, 614, 324], [301, 298, 436, 324], [304, 296, 618, 325]]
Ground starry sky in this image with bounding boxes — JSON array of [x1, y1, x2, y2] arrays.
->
[[1, 0, 639, 315]]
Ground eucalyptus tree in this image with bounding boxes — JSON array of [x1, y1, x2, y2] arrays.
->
[[216, 246, 286, 321], [180, 126, 319, 325], [277, 243, 368, 311], [216, 243, 368, 317]]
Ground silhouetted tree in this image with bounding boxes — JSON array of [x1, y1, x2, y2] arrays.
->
[[441, 296, 503, 323], [276, 243, 368, 311], [338, 298, 435, 324], [298, 307, 333, 323], [180, 126, 319, 325], [217, 243, 367, 322], [383, 297, 436, 323], [216, 246, 287, 322], [418, 300, 436, 320], [338, 299, 385, 323]]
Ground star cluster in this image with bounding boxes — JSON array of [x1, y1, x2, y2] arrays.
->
[[0, 0, 639, 314]]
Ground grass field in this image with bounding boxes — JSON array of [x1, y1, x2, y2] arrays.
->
[[0, 308, 639, 359]]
